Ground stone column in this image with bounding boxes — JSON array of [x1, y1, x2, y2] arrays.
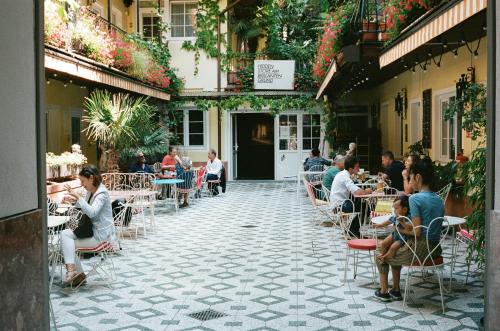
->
[[0, 0, 47, 330]]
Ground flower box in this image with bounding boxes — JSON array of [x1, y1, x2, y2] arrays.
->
[[361, 22, 378, 42]]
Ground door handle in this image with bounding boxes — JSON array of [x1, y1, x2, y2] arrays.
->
[[281, 154, 286, 161]]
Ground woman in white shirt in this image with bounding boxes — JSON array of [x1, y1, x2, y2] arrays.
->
[[61, 164, 115, 286]]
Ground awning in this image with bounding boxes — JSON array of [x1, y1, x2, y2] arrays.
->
[[315, 61, 337, 100], [45, 48, 171, 101], [379, 0, 487, 68]]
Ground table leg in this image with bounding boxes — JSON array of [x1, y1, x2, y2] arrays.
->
[[173, 185, 179, 212], [449, 228, 457, 291]]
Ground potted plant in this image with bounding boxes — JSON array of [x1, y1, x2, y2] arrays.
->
[[82, 90, 157, 172]]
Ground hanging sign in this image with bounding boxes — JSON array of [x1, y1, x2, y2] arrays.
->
[[254, 60, 295, 90]]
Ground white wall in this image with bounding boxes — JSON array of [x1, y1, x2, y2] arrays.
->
[[0, 0, 39, 218], [164, 0, 228, 91]]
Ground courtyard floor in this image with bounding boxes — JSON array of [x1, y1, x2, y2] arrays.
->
[[51, 181, 484, 331]]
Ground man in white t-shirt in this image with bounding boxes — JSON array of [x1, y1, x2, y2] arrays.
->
[[206, 149, 223, 195], [330, 156, 372, 237]]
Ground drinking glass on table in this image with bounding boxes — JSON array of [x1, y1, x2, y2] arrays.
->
[[359, 168, 366, 182]]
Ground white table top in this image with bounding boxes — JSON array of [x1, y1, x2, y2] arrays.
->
[[371, 214, 392, 225], [371, 215, 466, 227], [445, 216, 467, 226], [48, 215, 69, 228], [109, 190, 156, 199]]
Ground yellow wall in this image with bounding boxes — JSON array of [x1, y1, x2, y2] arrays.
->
[[79, 0, 130, 31], [45, 79, 98, 165], [345, 37, 487, 163], [174, 107, 220, 164]]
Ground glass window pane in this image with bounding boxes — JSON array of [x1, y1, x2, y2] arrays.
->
[[189, 110, 203, 121], [143, 16, 151, 25], [171, 14, 184, 26], [185, 26, 194, 37], [303, 126, 311, 138], [290, 126, 297, 136], [171, 26, 183, 37], [153, 17, 161, 24], [312, 114, 320, 125], [280, 139, 288, 150], [289, 115, 297, 125], [312, 127, 321, 137], [189, 134, 204, 146], [189, 122, 203, 133], [279, 115, 287, 126], [303, 139, 311, 150], [303, 114, 311, 125], [143, 26, 152, 37], [312, 139, 320, 149], [185, 3, 197, 11], [172, 4, 184, 14]]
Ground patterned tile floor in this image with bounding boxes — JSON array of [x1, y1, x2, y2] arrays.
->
[[51, 182, 484, 331]]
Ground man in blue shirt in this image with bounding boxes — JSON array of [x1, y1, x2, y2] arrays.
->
[[128, 152, 154, 174]]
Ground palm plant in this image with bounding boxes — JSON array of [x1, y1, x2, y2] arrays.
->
[[119, 127, 173, 168], [82, 90, 154, 172]]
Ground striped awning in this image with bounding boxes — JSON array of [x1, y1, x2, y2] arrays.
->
[[45, 48, 171, 101], [315, 61, 337, 100], [379, 0, 487, 68]]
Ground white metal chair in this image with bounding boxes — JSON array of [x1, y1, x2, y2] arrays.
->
[[202, 170, 221, 197], [397, 216, 450, 313], [303, 179, 332, 224], [335, 199, 377, 284], [75, 225, 117, 289], [437, 183, 452, 203]]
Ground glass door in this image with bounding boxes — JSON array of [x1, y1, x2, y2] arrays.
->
[[277, 114, 299, 179]]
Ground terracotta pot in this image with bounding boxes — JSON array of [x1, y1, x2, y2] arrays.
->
[[361, 22, 378, 42], [378, 22, 389, 41]]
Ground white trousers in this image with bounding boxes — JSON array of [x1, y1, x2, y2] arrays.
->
[[60, 229, 100, 272]]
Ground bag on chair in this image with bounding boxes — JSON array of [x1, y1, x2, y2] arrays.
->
[[73, 192, 102, 239], [73, 214, 94, 238]]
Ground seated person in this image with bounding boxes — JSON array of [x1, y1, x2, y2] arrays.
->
[[303, 148, 332, 171], [330, 156, 372, 237], [375, 157, 444, 301], [161, 146, 183, 174], [323, 154, 345, 193], [176, 157, 194, 207], [128, 152, 154, 174], [373, 195, 411, 262], [379, 151, 405, 191], [206, 148, 223, 195]]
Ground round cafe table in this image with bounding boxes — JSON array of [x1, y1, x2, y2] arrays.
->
[[153, 179, 184, 211], [48, 215, 69, 228]]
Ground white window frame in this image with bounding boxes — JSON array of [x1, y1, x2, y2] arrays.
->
[[438, 92, 457, 161], [168, 0, 197, 41], [174, 109, 208, 150], [140, 8, 162, 41], [301, 113, 322, 151]]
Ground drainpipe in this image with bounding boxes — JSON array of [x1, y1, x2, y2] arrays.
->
[[107, 0, 111, 30], [216, 0, 244, 159], [136, 0, 140, 34]]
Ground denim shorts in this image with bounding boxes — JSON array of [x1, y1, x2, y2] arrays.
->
[[391, 231, 406, 246]]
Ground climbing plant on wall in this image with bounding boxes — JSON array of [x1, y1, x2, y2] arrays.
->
[[181, 0, 223, 75], [445, 82, 487, 268]]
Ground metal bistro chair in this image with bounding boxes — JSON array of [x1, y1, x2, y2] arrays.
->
[[335, 199, 377, 284], [396, 216, 450, 313], [303, 179, 332, 225], [437, 183, 452, 203], [75, 224, 117, 290]]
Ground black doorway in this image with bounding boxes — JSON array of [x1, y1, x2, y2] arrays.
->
[[236, 113, 274, 179]]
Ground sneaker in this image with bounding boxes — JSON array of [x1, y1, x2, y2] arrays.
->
[[374, 289, 392, 302], [389, 289, 402, 301]]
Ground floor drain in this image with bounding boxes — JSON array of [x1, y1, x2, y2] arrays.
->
[[241, 225, 258, 228], [187, 309, 228, 321]]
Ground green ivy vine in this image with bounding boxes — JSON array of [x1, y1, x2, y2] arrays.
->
[[176, 94, 321, 116], [181, 0, 223, 75]]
